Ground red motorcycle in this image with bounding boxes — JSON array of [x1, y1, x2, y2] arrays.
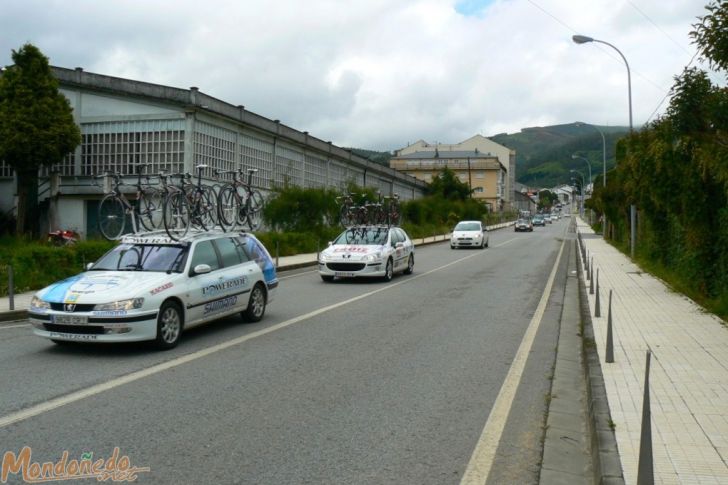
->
[[47, 229, 79, 246]]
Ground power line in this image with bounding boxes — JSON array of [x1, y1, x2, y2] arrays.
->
[[627, 0, 693, 57], [643, 49, 700, 126]]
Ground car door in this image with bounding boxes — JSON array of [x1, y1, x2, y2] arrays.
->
[[396, 228, 414, 265], [185, 240, 224, 325], [390, 229, 408, 271], [209, 236, 258, 319]]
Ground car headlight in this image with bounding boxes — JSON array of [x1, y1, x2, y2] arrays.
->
[[363, 253, 381, 262], [94, 298, 144, 311], [31, 296, 50, 310], [319, 253, 331, 263]]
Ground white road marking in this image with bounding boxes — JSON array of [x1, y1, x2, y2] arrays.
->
[[460, 236, 566, 485], [0, 249, 493, 429], [278, 269, 317, 280], [0, 323, 30, 330]]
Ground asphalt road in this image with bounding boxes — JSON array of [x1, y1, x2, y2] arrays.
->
[[0, 218, 571, 484]]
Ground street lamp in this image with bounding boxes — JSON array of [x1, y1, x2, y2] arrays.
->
[[575, 122, 607, 187], [571, 154, 592, 192], [572, 34, 635, 257]]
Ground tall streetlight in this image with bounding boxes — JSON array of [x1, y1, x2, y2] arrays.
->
[[575, 122, 607, 187], [572, 34, 635, 257], [571, 154, 592, 192]]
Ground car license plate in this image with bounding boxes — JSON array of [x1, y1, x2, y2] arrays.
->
[[49, 332, 97, 341], [52, 314, 88, 325], [334, 272, 356, 277]]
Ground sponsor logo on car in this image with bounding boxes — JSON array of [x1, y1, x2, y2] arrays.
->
[[203, 295, 238, 315], [202, 276, 247, 296], [150, 282, 173, 295]]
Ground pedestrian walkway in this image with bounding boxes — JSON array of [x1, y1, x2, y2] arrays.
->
[[577, 218, 728, 484]]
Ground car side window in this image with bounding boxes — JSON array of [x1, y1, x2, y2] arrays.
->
[[390, 230, 401, 246], [395, 228, 407, 243], [214, 237, 244, 268], [189, 241, 220, 272]]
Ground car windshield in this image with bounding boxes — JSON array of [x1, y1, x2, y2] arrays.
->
[[534, 216, 543, 220], [333, 228, 389, 246], [517, 219, 528, 224], [91, 244, 188, 273], [454, 222, 481, 231]]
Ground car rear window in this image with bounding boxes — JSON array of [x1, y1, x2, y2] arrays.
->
[[215, 237, 246, 267]]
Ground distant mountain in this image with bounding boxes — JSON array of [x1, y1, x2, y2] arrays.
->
[[491, 123, 629, 188], [350, 122, 630, 189]]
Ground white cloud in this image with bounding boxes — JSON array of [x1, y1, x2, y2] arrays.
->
[[0, 0, 718, 151]]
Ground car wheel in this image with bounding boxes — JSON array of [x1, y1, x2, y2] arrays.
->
[[383, 258, 394, 282], [155, 300, 183, 350], [485, 239, 489, 248], [321, 275, 334, 282], [450, 245, 456, 249], [242, 283, 267, 322], [480, 239, 486, 249], [404, 254, 414, 275]]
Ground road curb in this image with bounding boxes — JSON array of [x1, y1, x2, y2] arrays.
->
[[576, 235, 625, 484], [0, 310, 28, 324]]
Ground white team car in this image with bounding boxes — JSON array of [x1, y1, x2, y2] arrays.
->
[[28, 231, 278, 350], [318, 226, 415, 282]]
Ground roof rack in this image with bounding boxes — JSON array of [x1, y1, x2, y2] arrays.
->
[[120, 228, 250, 245]]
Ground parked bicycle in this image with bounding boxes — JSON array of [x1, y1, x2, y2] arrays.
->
[[216, 167, 264, 232], [96, 164, 162, 240]]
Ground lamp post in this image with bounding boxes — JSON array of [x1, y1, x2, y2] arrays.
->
[[572, 34, 635, 257], [575, 122, 607, 187], [571, 154, 592, 192]]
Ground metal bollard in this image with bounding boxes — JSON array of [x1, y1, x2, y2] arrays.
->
[[594, 269, 601, 317], [606, 290, 614, 363], [637, 350, 654, 485], [589, 263, 594, 294], [586, 252, 590, 279], [316, 240, 320, 260], [8, 265, 14, 311], [275, 241, 280, 268]]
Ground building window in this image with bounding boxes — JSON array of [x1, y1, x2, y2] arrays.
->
[[81, 119, 185, 176], [239, 133, 274, 189], [473, 187, 484, 193], [194, 121, 236, 180]]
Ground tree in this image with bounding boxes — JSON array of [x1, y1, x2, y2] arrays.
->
[[691, 0, 728, 72], [0, 43, 81, 235], [537, 189, 557, 210], [426, 167, 472, 200]]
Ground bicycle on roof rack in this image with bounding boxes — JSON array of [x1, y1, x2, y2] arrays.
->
[[95, 164, 163, 240], [162, 164, 218, 241], [216, 167, 264, 232]]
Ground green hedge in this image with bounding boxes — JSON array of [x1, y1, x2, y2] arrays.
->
[[0, 238, 115, 295]]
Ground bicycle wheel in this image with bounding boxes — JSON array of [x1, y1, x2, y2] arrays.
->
[[199, 186, 219, 230], [245, 190, 264, 231], [339, 205, 353, 227], [217, 184, 240, 232], [98, 194, 126, 240], [163, 192, 190, 240], [137, 187, 163, 232]]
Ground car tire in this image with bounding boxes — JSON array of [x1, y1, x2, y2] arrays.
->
[[321, 275, 334, 282], [450, 245, 456, 249], [485, 239, 489, 248], [155, 300, 183, 350], [383, 258, 394, 282], [242, 283, 267, 322], [404, 254, 414, 275]]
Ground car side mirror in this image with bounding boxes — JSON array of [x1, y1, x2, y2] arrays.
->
[[328, 241, 333, 247], [192, 264, 212, 275], [86, 262, 94, 270]]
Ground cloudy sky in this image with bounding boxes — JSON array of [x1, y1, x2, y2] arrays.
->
[[1, 0, 719, 151]]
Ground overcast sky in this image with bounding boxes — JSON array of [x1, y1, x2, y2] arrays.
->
[[1, 0, 719, 151]]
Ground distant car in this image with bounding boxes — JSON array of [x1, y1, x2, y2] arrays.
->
[[318, 226, 414, 282], [515, 218, 533, 232], [450, 220, 489, 249], [532, 215, 545, 226], [544, 214, 553, 224], [28, 231, 278, 350]]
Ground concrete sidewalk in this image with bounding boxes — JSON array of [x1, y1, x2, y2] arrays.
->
[[577, 218, 728, 484]]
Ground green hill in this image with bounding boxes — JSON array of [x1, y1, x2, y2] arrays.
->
[[491, 123, 629, 188]]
